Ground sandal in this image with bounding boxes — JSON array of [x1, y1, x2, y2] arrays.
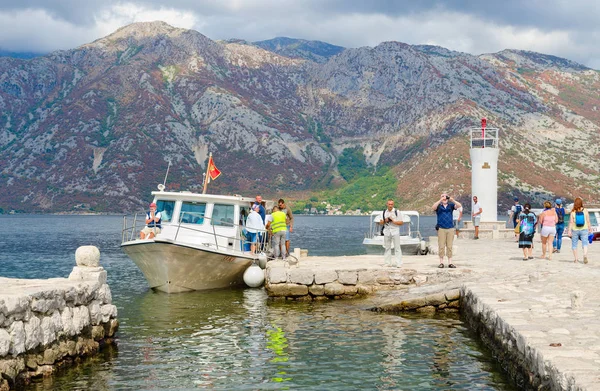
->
[[438, 263, 444, 268], [574, 259, 579, 263], [523, 257, 528, 261], [528, 256, 534, 259], [584, 257, 589, 264], [448, 264, 456, 268]]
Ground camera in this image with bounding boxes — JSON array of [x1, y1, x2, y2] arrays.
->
[[445, 196, 450, 200]]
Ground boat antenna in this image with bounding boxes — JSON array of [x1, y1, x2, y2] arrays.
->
[[163, 160, 171, 187]]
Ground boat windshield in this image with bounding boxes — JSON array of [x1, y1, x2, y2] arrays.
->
[[180, 201, 206, 224], [212, 204, 235, 227], [156, 200, 175, 222]]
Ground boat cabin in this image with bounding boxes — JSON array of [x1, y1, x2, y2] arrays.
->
[[145, 191, 273, 252]]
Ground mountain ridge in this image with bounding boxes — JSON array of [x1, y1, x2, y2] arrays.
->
[[0, 21, 598, 214]]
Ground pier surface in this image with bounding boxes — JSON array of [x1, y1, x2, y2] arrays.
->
[[267, 237, 600, 389]]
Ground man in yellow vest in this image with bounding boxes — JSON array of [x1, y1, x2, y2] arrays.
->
[[268, 206, 288, 260]]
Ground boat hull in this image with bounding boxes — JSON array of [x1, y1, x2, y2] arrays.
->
[[121, 240, 255, 293], [362, 237, 422, 255]]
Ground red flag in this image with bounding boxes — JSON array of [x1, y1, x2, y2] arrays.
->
[[207, 156, 221, 180]]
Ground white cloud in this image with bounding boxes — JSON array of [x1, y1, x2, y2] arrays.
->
[[0, 0, 598, 68]]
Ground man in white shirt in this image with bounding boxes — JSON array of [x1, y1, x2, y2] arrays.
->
[[453, 205, 463, 237], [246, 204, 265, 253], [472, 196, 483, 239], [379, 199, 404, 267]]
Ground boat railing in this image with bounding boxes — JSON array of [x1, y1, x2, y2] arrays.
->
[[122, 212, 271, 256]]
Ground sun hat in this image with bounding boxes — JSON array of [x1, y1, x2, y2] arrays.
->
[[555, 199, 562, 205]]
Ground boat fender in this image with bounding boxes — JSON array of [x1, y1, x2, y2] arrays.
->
[[419, 240, 429, 255], [243, 265, 265, 288], [258, 253, 268, 269]]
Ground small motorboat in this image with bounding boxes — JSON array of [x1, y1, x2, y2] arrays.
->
[[362, 210, 429, 255], [121, 185, 272, 293]]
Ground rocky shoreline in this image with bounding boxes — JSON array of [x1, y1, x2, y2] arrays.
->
[[0, 246, 118, 390]]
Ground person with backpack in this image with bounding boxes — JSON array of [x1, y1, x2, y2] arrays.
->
[[432, 193, 462, 268], [567, 197, 592, 264], [379, 199, 404, 267], [509, 197, 523, 241], [552, 199, 566, 254], [517, 203, 537, 260]]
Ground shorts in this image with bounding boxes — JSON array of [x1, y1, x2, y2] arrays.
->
[[472, 216, 481, 227], [571, 229, 589, 250], [286, 225, 290, 241], [453, 220, 462, 229], [141, 227, 161, 236], [540, 226, 556, 237], [246, 231, 257, 243]]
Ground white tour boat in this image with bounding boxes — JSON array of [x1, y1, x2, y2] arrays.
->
[[362, 210, 429, 255], [121, 185, 272, 293]]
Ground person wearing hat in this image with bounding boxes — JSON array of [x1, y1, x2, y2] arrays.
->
[[509, 197, 523, 241], [140, 202, 162, 239], [553, 199, 566, 253]]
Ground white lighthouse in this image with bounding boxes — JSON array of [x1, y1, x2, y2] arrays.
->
[[470, 118, 498, 222]]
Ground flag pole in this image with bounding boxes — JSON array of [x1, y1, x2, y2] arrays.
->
[[202, 153, 212, 194]]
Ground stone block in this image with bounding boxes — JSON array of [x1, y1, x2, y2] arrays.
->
[[445, 289, 460, 302], [2, 296, 29, 317], [314, 270, 337, 285], [0, 328, 10, 357], [266, 283, 308, 297], [60, 307, 75, 337], [68, 267, 107, 285], [400, 297, 427, 310], [9, 321, 25, 356], [75, 246, 100, 267], [31, 295, 65, 315], [356, 284, 375, 295], [91, 325, 105, 341], [357, 270, 379, 284], [390, 271, 411, 285], [308, 284, 325, 296], [324, 282, 345, 296], [425, 293, 447, 306], [288, 269, 314, 285], [337, 271, 358, 285], [96, 284, 113, 304], [89, 301, 102, 325], [104, 319, 119, 338], [267, 268, 288, 284], [412, 275, 427, 285], [42, 346, 61, 365], [40, 316, 57, 346], [416, 305, 437, 313], [342, 285, 358, 295], [72, 306, 90, 334], [100, 305, 117, 323]]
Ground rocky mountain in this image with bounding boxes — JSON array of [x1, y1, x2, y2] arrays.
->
[[253, 37, 345, 63], [0, 21, 598, 213]]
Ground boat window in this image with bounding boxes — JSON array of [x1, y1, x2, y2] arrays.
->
[[156, 200, 175, 223], [590, 212, 598, 227], [180, 202, 206, 224], [212, 204, 235, 227]]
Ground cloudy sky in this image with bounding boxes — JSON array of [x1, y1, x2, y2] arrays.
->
[[1, 0, 599, 68]]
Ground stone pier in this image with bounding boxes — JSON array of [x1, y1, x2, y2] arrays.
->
[[0, 246, 118, 390], [265, 237, 600, 389]]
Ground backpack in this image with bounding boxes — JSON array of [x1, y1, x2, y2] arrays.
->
[[575, 211, 585, 228], [556, 207, 565, 224], [380, 209, 398, 235], [513, 204, 522, 221]]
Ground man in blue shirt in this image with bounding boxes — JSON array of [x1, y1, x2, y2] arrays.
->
[[432, 193, 462, 268]]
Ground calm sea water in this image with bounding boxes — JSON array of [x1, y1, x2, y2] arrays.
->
[[0, 215, 514, 390]]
